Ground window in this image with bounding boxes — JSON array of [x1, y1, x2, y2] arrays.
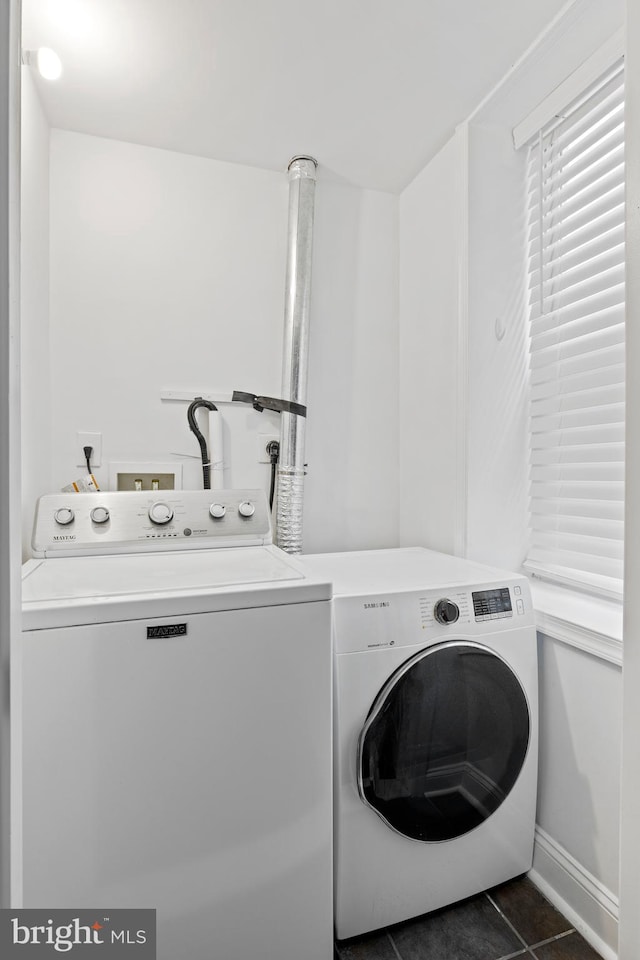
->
[[524, 60, 625, 600]]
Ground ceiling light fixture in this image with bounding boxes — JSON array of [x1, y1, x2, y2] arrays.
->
[[22, 47, 63, 81]]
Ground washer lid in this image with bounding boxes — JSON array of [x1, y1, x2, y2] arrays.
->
[[22, 545, 330, 628], [23, 545, 304, 601]]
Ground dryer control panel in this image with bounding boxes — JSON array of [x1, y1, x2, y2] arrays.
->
[[31, 489, 272, 557], [333, 579, 533, 654]]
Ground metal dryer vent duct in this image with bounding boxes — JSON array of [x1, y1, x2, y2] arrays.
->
[[275, 156, 318, 553]]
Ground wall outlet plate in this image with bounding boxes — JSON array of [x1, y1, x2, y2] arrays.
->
[[116, 472, 176, 491], [77, 432, 102, 468], [108, 462, 183, 492]]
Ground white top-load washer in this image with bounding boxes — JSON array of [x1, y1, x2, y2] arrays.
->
[[20, 490, 333, 960], [298, 547, 538, 941]]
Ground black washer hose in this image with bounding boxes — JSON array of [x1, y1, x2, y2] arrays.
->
[[187, 398, 218, 490], [266, 440, 280, 511]]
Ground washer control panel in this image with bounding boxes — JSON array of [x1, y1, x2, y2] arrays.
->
[[32, 489, 272, 556]]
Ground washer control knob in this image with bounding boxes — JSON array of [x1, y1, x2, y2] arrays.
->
[[90, 506, 110, 524], [210, 503, 226, 519], [434, 599, 460, 625], [238, 500, 255, 518], [54, 507, 74, 526], [148, 501, 174, 525]]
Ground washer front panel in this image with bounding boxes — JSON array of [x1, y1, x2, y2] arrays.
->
[[21, 601, 334, 960], [357, 641, 530, 842]]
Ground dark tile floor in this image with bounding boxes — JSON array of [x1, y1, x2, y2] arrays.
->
[[335, 876, 603, 960]]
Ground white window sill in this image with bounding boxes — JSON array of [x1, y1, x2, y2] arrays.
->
[[529, 579, 623, 667]]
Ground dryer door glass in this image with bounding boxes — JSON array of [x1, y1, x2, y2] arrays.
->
[[358, 642, 530, 842]]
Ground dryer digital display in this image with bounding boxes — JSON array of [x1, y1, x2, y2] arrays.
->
[[472, 587, 512, 620]]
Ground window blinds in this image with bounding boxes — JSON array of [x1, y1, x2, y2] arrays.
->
[[524, 60, 625, 599]]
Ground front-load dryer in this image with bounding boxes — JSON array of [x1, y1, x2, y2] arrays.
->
[[299, 547, 538, 941]]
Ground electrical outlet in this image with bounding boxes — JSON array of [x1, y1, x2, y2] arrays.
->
[[257, 434, 280, 463], [77, 432, 102, 469]]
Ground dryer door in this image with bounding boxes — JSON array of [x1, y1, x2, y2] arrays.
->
[[357, 641, 530, 842]]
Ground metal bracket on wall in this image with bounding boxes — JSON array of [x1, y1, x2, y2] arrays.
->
[[231, 390, 307, 418]]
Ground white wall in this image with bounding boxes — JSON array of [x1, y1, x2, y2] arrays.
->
[[466, 122, 529, 571], [44, 130, 398, 555], [398, 133, 463, 555], [48, 130, 287, 491], [20, 69, 50, 560], [534, 636, 621, 952], [304, 181, 399, 552]]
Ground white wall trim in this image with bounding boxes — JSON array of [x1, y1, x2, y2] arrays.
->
[[531, 579, 623, 665], [468, 0, 598, 124], [454, 122, 469, 559], [530, 826, 618, 960], [535, 612, 623, 666], [513, 27, 625, 147]]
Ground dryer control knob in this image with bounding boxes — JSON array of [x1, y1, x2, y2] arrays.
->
[[90, 506, 110, 524], [238, 500, 255, 518], [210, 503, 226, 519], [148, 501, 174, 525], [54, 507, 74, 526], [434, 599, 460, 625]]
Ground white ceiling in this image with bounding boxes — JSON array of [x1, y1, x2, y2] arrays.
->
[[23, 0, 569, 193]]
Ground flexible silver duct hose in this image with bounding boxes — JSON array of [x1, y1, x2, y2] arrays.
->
[[275, 156, 317, 553]]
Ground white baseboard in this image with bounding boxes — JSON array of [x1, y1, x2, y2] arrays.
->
[[529, 826, 618, 960]]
